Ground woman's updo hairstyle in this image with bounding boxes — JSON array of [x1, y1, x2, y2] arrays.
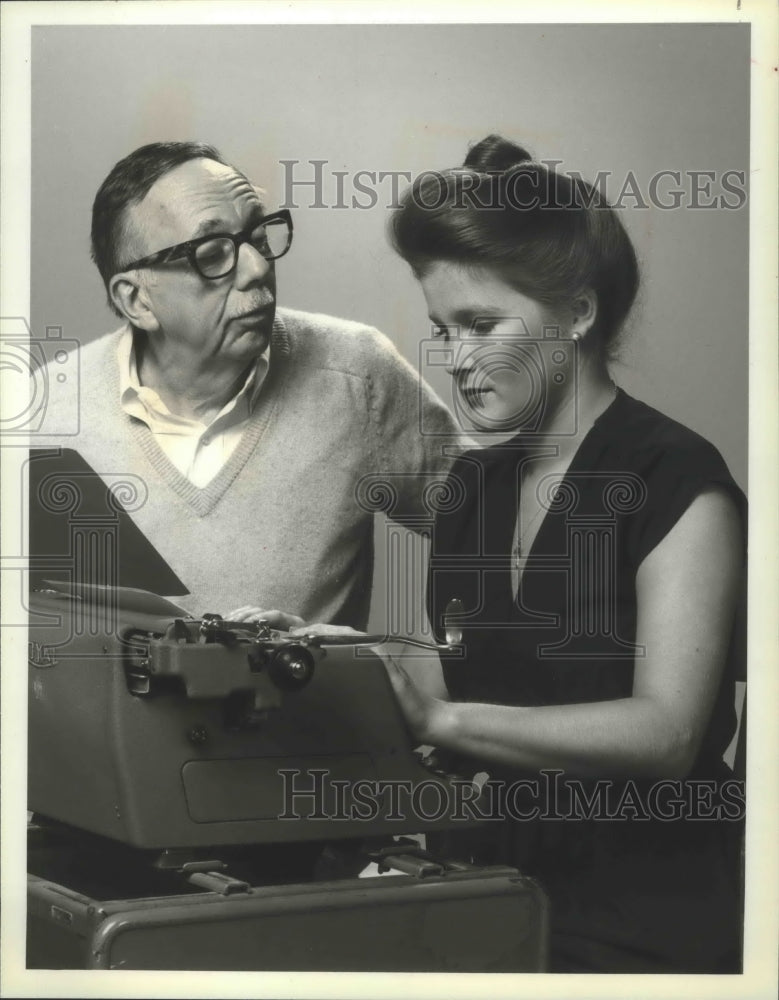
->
[[391, 134, 639, 354]]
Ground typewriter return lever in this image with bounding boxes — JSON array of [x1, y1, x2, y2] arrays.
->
[[299, 597, 465, 652]]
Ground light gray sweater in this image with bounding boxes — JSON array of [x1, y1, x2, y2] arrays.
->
[[35, 308, 463, 626]]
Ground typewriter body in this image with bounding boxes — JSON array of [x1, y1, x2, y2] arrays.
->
[[25, 449, 548, 972], [28, 583, 473, 850]]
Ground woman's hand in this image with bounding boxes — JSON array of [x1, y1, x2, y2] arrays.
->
[[226, 613, 450, 745], [378, 647, 449, 745], [226, 606, 306, 631], [283, 626, 450, 745], [391, 488, 744, 779]]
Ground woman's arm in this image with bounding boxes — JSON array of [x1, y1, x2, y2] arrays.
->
[[384, 488, 743, 779]]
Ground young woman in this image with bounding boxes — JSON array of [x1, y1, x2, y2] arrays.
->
[[380, 135, 746, 973]]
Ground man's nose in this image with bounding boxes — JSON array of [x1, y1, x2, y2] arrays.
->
[[234, 242, 273, 288]]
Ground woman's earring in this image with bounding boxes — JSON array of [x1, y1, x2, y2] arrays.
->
[[572, 331, 582, 342]]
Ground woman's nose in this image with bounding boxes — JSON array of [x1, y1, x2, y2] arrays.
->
[[446, 363, 479, 380], [445, 341, 480, 377]]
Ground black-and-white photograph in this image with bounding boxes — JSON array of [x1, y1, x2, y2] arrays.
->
[[1, 2, 777, 997]]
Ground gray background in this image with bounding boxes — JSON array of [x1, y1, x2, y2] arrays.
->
[[32, 24, 749, 492], [31, 24, 749, 630]]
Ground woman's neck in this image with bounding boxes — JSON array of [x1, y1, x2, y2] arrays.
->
[[481, 357, 616, 461], [540, 361, 616, 461]]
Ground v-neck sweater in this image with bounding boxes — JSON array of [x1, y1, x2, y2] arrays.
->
[[37, 308, 462, 624]]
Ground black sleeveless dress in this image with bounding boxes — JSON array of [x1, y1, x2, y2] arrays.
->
[[427, 389, 746, 973]]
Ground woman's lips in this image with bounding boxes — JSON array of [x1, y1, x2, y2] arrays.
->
[[458, 383, 494, 407]]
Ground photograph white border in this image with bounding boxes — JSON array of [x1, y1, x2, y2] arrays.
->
[[2, 2, 777, 998]]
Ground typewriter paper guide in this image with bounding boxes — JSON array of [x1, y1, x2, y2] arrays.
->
[[28, 447, 189, 596]]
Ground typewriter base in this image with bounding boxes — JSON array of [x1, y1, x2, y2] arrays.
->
[[27, 823, 549, 972]]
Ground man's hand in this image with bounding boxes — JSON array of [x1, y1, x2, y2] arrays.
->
[[287, 622, 366, 638], [226, 606, 305, 631]]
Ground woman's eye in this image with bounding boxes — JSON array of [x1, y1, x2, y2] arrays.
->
[[471, 319, 497, 336]]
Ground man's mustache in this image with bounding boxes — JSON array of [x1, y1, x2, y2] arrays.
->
[[229, 296, 276, 320]]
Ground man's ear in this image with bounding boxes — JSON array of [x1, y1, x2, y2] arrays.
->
[[571, 289, 597, 339], [108, 272, 160, 332]]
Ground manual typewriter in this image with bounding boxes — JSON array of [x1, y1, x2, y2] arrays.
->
[[25, 449, 548, 971]]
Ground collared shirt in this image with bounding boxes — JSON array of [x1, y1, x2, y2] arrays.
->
[[118, 328, 269, 488]]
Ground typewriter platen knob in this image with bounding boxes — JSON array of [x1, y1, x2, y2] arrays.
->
[[268, 645, 316, 691]]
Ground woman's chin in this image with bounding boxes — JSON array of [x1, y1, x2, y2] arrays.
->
[[457, 395, 535, 435], [462, 411, 522, 436]]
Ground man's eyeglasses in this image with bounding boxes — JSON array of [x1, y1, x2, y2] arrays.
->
[[118, 209, 293, 280]]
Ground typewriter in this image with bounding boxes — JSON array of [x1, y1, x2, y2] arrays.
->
[[28, 580, 474, 851], [25, 450, 548, 972]]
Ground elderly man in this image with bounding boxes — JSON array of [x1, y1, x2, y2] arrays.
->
[[38, 141, 461, 627]]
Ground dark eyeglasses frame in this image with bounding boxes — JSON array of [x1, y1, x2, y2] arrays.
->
[[117, 209, 293, 280]]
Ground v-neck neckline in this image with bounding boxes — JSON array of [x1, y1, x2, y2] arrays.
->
[[114, 314, 292, 518], [508, 387, 625, 594], [129, 401, 278, 517]]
